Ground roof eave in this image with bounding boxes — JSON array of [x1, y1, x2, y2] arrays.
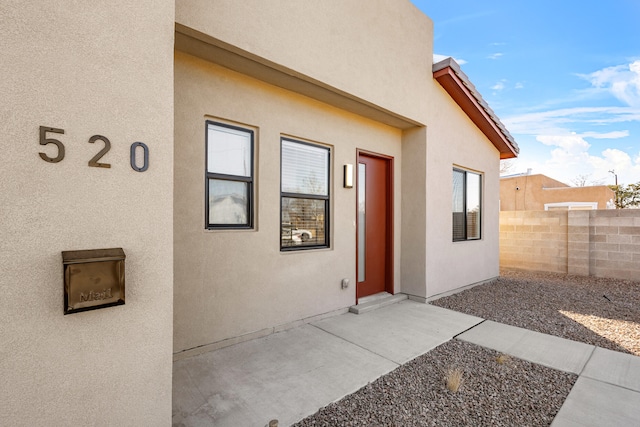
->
[[433, 58, 519, 159]]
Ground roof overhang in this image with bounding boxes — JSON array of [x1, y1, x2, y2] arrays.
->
[[433, 58, 519, 159]]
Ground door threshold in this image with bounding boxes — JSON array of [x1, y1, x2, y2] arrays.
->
[[358, 291, 392, 304], [350, 293, 407, 314]]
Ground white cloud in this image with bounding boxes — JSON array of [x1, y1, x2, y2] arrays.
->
[[488, 53, 504, 60], [537, 134, 590, 154], [492, 80, 506, 91], [514, 133, 640, 185], [503, 106, 640, 136], [578, 130, 629, 139], [580, 60, 640, 107], [433, 54, 467, 65], [501, 62, 640, 184], [590, 148, 632, 170], [515, 82, 524, 89]]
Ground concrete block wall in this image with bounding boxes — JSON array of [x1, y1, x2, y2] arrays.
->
[[499, 211, 568, 273], [567, 211, 590, 276], [588, 210, 640, 280], [500, 210, 640, 281]]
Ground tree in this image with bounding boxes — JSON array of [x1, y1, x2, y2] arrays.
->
[[499, 160, 513, 174], [609, 182, 640, 209], [571, 173, 606, 187], [572, 174, 589, 187]]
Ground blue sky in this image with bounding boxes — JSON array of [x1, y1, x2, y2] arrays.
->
[[412, 0, 640, 186]]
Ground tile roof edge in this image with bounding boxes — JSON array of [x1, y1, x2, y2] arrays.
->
[[433, 57, 520, 156]]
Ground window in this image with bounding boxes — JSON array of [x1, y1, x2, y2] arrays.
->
[[205, 121, 254, 229], [544, 202, 597, 211], [281, 138, 330, 250], [452, 168, 482, 241]]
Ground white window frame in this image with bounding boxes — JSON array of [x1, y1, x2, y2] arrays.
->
[[544, 202, 598, 211]]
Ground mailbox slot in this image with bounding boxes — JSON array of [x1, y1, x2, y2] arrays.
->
[[62, 248, 125, 315]]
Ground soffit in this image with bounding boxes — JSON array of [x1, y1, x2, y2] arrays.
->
[[433, 58, 519, 159]]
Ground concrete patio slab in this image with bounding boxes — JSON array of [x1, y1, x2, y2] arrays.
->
[[172, 302, 638, 426], [172, 362, 208, 422], [172, 323, 397, 427], [313, 300, 483, 364], [551, 376, 640, 427], [457, 320, 595, 374], [581, 347, 640, 392]]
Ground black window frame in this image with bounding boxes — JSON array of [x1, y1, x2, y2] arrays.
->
[[205, 120, 254, 230], [280, 137, 331, 251], [452, 167, 482, 242]]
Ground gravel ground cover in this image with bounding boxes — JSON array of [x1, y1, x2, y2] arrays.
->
[[294, 270, 638, 426], [294, 340, 576, 427], [432, 269, 640, 355]]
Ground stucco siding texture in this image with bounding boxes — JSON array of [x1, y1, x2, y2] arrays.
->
[[400, 127, 428, 299], [174, 52, 402, 352], [422, 84, 501, 298], [175, 0, 432, 125], [500, 174, 614, 211], [0, 2, 174, 426]]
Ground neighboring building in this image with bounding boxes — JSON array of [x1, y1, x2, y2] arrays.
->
[[500, 172, 614, 211], [2, 1, 518, 425]]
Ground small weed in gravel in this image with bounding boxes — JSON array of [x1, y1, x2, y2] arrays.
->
[[496, 353, 511, 365], [293, 340, 576, 427], [444, 367, 464, 392]]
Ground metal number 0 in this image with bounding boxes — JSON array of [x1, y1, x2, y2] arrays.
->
[[130, 142, 149, 172]]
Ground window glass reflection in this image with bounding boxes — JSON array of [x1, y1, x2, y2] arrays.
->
[[208, 179, 248, 225], [281, 140, 328, 195], [281, 197, 326, 247], [207, 124, 252, 177], [358, 163, 366, 282]]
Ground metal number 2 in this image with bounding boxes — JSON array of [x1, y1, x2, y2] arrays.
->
[[88, 135, 111, 168], [39, 126, 65, 163], [130, 142, 149, 172]]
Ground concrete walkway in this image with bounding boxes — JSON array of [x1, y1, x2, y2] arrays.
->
[[172, 300, 640, 427]]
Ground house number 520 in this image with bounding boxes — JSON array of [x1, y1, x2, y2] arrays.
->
[[38, 126, 149, 172]]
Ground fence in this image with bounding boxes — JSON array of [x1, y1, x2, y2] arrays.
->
[[500, 210, 640, 281]]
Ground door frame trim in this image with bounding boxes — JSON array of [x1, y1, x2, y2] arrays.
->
[[355, 149, 394, 303]]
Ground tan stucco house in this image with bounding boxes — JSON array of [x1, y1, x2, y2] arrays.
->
[[500, 173, 614, 211], [1, 1, 517, 424]]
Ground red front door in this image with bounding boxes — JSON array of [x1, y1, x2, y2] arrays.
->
[[356, 152, 393, 301]]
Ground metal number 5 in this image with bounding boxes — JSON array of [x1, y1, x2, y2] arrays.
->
[[39, 126, 65, 163]]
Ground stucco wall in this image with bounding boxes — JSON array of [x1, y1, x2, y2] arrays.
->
[[416, 84, 501, 299], [500, 174, 614, 210], [0, 2, 174, 425], [173, 0, 508, 353], [400, 127, 427, 298], [174, 52, 403, 353], [175, 0, 432, 125], [500, 210, 640, 281]]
